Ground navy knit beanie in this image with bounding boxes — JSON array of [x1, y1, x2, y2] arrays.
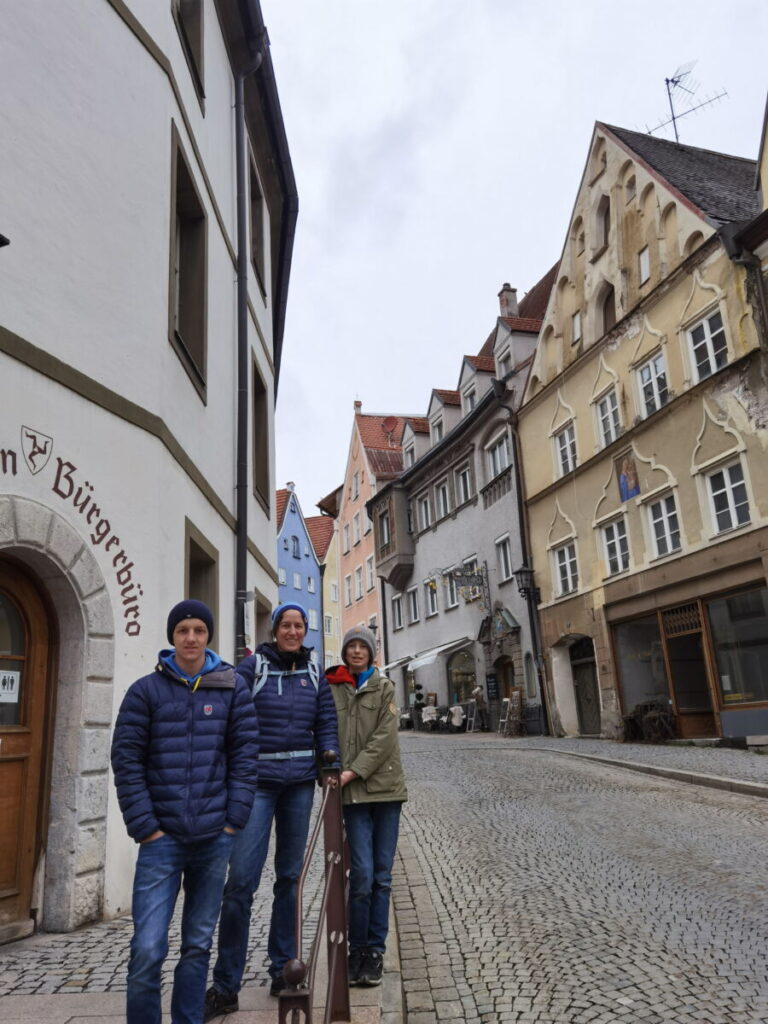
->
[[271, 602, 309, 633], [167, 600, 214, 644]]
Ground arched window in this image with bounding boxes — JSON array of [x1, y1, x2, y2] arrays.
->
[[291, 535, 300, 558], [601, 285, 616, 334], [447, 649, 476, 704], [597, 195, 610, 249]]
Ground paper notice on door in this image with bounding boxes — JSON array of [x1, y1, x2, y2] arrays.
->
[[0, 671, 20, 702]]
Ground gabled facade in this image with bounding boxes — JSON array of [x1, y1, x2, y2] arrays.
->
[[0, 0, 295, 939], [518, 121, 768, 741], [276, 485, 323, 659], [306, 511, 340, 668], [370, 283, 552, 724]]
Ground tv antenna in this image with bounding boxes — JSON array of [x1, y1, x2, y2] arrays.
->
[[645, 61, 727, 143]]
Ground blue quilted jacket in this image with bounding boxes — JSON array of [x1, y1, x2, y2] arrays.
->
[[111, 655, 259, 843], [236, 643, 339, 787]]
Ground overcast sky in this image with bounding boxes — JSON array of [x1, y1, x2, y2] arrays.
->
[[267, 0, 768, 512]]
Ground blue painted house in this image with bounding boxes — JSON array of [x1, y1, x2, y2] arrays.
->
[[276, 483, 323, 661]]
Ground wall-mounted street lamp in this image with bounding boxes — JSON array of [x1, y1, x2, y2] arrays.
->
[[513, 564, 540, 604]]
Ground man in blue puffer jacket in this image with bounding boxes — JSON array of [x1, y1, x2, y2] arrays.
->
[[111, 600, 259, 1024], [204, 602, 339, 1019]]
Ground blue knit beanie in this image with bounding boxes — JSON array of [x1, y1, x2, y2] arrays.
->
[[272, 602, 309, 633], [167, 599, 214, 644]]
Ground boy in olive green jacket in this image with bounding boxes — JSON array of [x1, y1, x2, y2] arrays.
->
[[326, 625, 407, 986]]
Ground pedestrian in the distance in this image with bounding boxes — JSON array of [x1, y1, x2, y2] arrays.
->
[[204, 602, 339, 1020], [111, 600, 259, 1024], [471, 683, 490, 731], [325, 625, 407, 988]]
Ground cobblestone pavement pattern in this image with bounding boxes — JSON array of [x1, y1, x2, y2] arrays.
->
[[0, 807, 325, 998], [393, 736, 768, 1024]]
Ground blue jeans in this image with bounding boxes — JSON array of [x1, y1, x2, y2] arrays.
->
[[343, 801, 402, 954], [212, 782, 315, 993], [127, 830, 234, 1024]]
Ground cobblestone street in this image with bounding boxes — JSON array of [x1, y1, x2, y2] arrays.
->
[[394, 735, 768, 1024]]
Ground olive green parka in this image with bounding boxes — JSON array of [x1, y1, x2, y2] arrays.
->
[[326, 666, 408, 805]]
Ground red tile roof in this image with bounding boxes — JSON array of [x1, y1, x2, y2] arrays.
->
[[465, 355, 496, 373], [432, 389, 461, 406], [518, 262, 559, 320], [275, 489, 290, 531], [356, 413, 409, 450], [405, 417, 430, 434], [367, 449, 404, 479], [477, 329, 496, 359], [317, 485, 343, 518], [499, 316, 543, 334], [305, 515, 335, 560]]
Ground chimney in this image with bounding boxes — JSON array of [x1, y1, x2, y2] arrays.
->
[[354, 400, 362, 412], [498, 283, 518, 318], [286, 481, 295, 492]]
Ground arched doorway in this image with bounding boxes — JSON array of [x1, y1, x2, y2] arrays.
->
[[494, 656, 515, 699], [0, 560, 54, 943], [447, 649, 475, 704], [569, 636, 601, 735]]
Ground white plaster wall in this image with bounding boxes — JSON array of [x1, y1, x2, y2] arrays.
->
[[551, 646, 580, 736]]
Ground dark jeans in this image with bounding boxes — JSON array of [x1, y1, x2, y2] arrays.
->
[[127, 830, 234, 1024], [212, 781, 315, 993], [343, 801, 402, 953]]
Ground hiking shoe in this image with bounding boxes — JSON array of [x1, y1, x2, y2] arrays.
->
[[269, 975, 287, 997], [203, 986, 238, 1021], [348, 947, 365, 987], [359, 949, 383, 986]]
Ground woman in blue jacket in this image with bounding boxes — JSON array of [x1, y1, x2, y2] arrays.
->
[[205, 603, 339, 1019]]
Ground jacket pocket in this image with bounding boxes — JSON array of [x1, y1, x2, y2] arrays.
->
[[364, 763, 398, 794]]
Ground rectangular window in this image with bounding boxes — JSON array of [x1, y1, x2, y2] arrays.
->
[[602, 519, 629, 575], [354, 566, 363, 600], [330, 583, 339, 603], [353, 513, 361, 545], [431, 418, 443, 443], [637, 352, 668, 417], [352, 471, 359, 500], [572, 310, 582, 344], [278, 567, 286, 585], [417, 495, 432, 531], [173, 0, 204, 99], [293, 571, 302, 590], [378, 509, 391, 548], [324, 614, 332, 635], [424, 580, 438, 617], [392, 595, 403, 630], [407, 587, 419, 624], [436, 480, 450, 518], [456, 464, 472, 504], [638, 246, 650, 285], [708, 462, 750, 533], [307, 577, 316, 593], [366, 556, 375, 591], [252, 363, 269, 503], [649, 494, 681, 556], [444, 568, 458, 608], [342, 524, 350, 553], [308, 609, 318, 630], [689, 310, 728, 381], [169, 133, 207, 397], [185, 520, 218, 630], [487, 432, 510, 478], [554, 542, 578, 595], [249, 157, 265, 290], [597, 389, 621, 447], [404, 445, 415, 467], [464, 387, 476, 412], [498, 351, 511, 376], [462, 556, 481, 601], [707, 587, 768, 705], [496, 536, 513, 582], [555, 424, 577, 476], [344, 575, 352, 606]]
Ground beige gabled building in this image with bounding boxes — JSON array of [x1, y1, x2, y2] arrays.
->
[[518, 119, 768, 741]]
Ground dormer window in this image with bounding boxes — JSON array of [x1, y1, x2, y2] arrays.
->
[[431, 418, 443, 444], [498, 351, 512, 377], [404, 444, 415, 467], [464, 387, 476, 413]]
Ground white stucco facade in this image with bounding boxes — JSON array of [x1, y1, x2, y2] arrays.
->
[[0, 0, 295, 939]]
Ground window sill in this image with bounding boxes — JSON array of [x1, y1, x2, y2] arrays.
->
[[426, 611, 438, 619]]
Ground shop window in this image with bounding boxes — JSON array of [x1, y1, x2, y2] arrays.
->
[[447, 648, 476, 704], [707, 587, 768, 705], [613, 616, 669, 713]]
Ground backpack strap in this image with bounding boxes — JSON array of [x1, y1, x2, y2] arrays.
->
[[250, 654, 275, 697], [250, 654, 318, 697]]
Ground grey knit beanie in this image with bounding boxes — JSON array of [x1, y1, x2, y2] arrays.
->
[[341, 624, 376, 665]]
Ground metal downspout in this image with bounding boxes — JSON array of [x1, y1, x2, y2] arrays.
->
[[234, 53, 263, 661]]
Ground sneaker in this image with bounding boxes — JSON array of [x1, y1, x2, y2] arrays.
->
[[348, 947, 365, 987], [269, 975, 287, 997], [359, 949, 383, 986], [203, 986, 238, 1021]]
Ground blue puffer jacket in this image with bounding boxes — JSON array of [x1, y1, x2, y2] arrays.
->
[[236, 643, 339, 787], [111, 654, 259, 843]]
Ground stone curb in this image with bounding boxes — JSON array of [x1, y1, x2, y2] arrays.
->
[[381, 901, 404, 1024], [523, 745, 768, 799]]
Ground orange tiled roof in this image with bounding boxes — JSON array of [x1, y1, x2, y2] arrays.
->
[[355, 413, 409, 450], [275, 489, 290, 531], [305, 515, 334, 560], [432, 389, 461, 405], [367, 449, 404, 479], [465, 355, 496, 373], [499, 316, 543, 334], [317, 485, 343, 518], [405, 417, 430, 435], [518, 262, 558, 319]]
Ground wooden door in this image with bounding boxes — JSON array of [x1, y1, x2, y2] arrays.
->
[[0, 560, 52, 943], [570, 637, 601, 735]]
